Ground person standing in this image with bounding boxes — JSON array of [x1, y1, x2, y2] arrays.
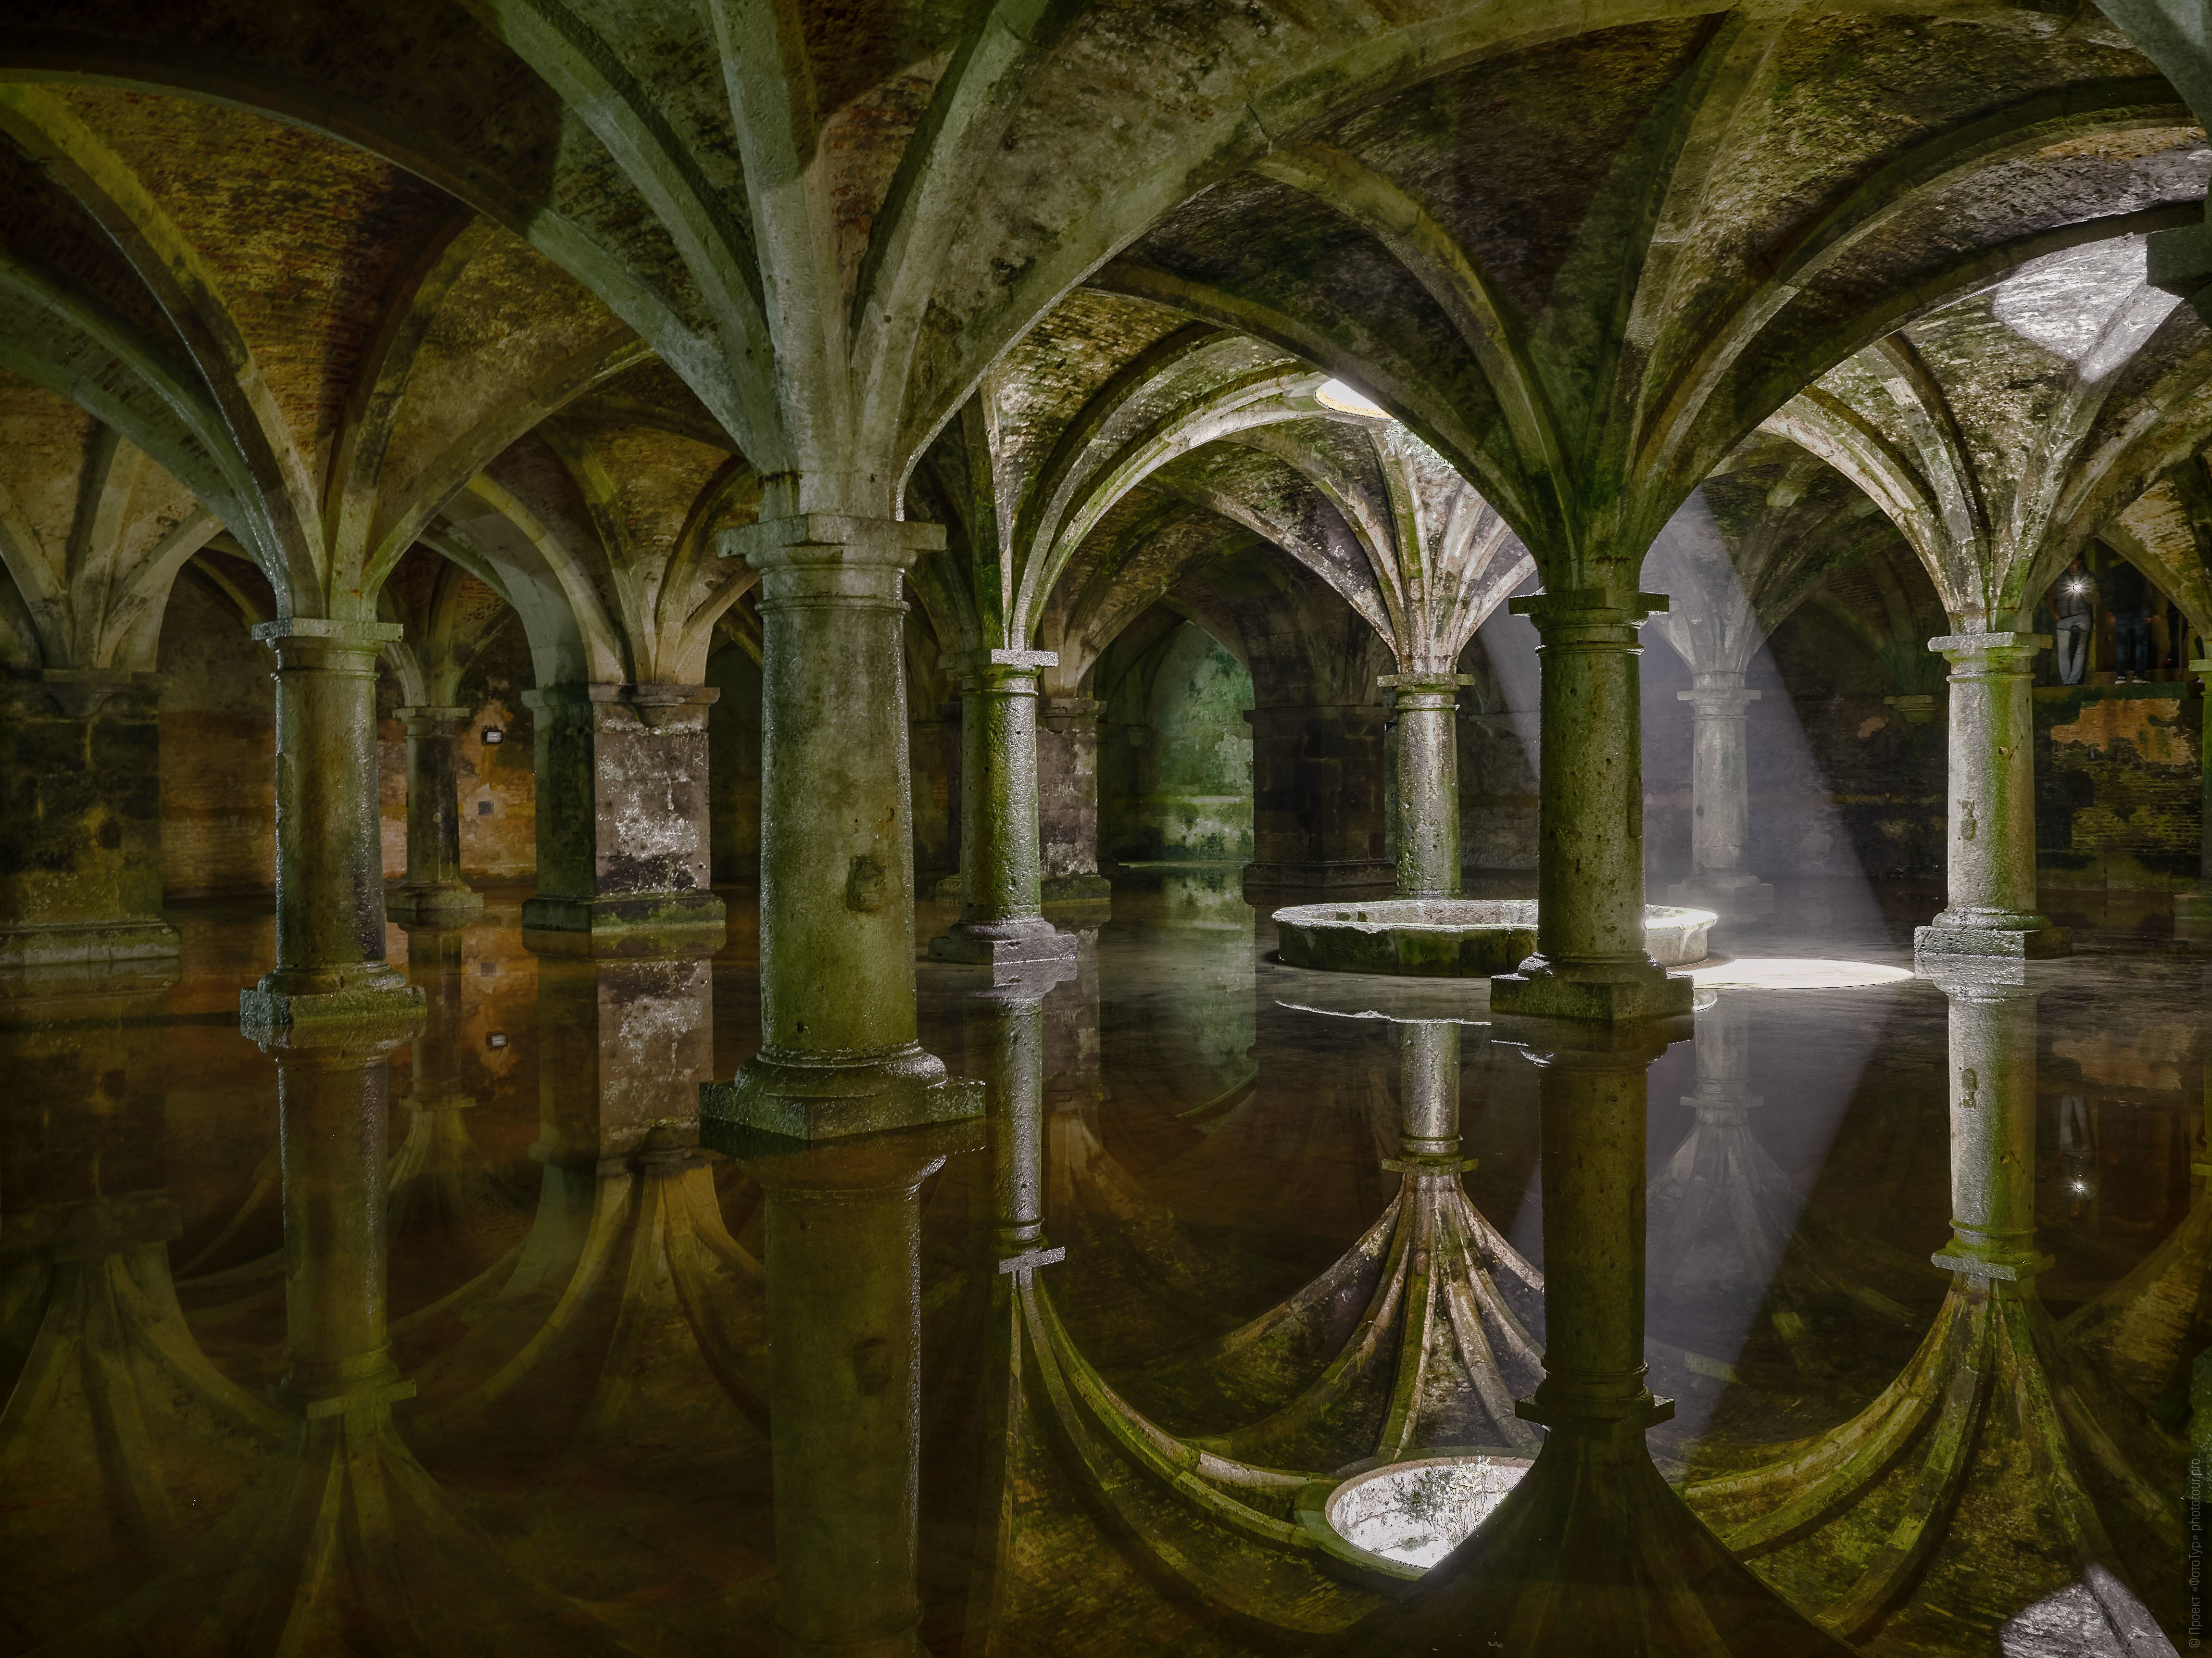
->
[[2106, 557, 2151, 682], [2051, 555, 2094, 685]]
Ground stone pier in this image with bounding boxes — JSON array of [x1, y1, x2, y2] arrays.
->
[[387, 705, 483, 924]]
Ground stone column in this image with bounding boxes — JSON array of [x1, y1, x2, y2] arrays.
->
[[1491, 590, 1693, 1022], [1395, 1018, 1462, 1162], [1243, 702, 1394, 890], [1928, 967, 2045, 1282], [387, 705, 483, 924], [742, 1120, 980, 1658], [256, 1013, 423, 1419], [1666, 674, 1772, 919], [242, 620, 422, 1028], [930, 650, 1075, 969], [0, 668, 179, 971], [1381, 672, 1468, 899], [521, 682, 724, 947], [2181, 656, 2212, 940], [1916, 632, 2069, 959], [703, 515, 978, 1143], [1039, 696, 1112, 904]]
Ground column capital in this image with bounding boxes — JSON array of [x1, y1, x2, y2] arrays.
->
[[1677, 686, 1761, 711], [252, 617, 402, 671], [717, 514, 945, 572], [945, 647, 1056, 688], [1379, 670, 1474, 691], [1041, 695, 1104, 733], [1509, 589, 1669, 629], [1927, 630, 2048, 668], [393, 704, 471, 727]]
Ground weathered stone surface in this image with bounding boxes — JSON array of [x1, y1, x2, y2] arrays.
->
[[0, 671, 177, 969], [520, 682, 724, 945]]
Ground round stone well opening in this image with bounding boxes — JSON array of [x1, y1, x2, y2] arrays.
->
[[1324, 1452, 1533, 1569], [1273, 898, 1716, 979]]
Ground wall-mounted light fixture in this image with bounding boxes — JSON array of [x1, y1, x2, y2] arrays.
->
[[481, 727, 504, 745], [487, 1032, 509, 1050]]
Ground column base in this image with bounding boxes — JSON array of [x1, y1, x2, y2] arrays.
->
[[1489, 955, 1696, 1022], [520, 889, 727, 950], [240, 963, 426, 1030], [1042, 872, 1113, 905], [384, 882, 485, 924], [1664, 876, 1773, 920], [700, 1042, 983, 1145], [1242, 859, 1396, 891], [1913, 913, 2071, 959], [0, 919, 180, 970], [927, 917, 1078, 969]]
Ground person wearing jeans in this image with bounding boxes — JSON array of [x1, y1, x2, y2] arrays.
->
[[2051, 555, 2093, 685], [2106, 558, 2150, 682]]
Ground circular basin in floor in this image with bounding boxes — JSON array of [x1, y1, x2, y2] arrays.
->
[[1272, 898, 1716, 978], [1317, 1453, 1534, 1570]]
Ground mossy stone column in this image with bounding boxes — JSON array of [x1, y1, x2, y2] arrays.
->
[[0, 669, 178, 971], [242, 620, 423, 1028], [1916, 633, 2069, 959], [742, 1121, 979, 1658], [387, 706, 482, 924], [2183, 656, 2212, 939], [1929, 967, 2045, 1281], [254, 1012, 422, 1418], [704, 515, 978, 1142], [1666, 675, 1772, 918], [931, 650, 1075, 970], [1381, 672, 1469, 899], [1491, 591, 1693, 1022], [521, 682, 724, 946]]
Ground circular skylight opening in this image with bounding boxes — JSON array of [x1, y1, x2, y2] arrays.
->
[[1325, 1454, 1530, 1569], [1316, 378, 1389, 417]]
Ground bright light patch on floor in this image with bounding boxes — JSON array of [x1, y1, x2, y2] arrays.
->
[[1326, 1455, 1529, 1569], [1315, 377, 1389, 417], [1686, 956, 1913, 990]]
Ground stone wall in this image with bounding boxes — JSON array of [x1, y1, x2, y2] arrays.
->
[[2034, 682, 2204, 891], [1100, 621, 1254, 862], [156, 574, 275, 899]]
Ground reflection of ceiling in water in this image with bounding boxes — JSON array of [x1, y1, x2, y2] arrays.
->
[[1685, 957, 1916, 990]]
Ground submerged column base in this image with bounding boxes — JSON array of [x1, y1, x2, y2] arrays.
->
[[928, 916, 1077, 969], [701, 1042, 982, 1145], [240, 962, 425, 1030], [1914, 908, 2071, 960], [520, 888, 727, 949], [1490, 954, 1695, 1022], [0, 918, 180, 971], [385, 882, 484, 924]]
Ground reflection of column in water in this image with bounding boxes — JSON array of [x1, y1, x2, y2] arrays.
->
[[745, 1121, 980, 1658], [402, 949, 764, 1472], [49, 1010, 631, 1656], [1688, 967, 2180, 1652], [1337, 1014, 1849, 1658]]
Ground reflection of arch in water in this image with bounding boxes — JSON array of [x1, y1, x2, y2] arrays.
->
[[1132, 1019, 1545, 1472], [1684, 975, 2179, 1653], [0, 1199, 285, 1648], [398, 1127, 767, 1474]]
